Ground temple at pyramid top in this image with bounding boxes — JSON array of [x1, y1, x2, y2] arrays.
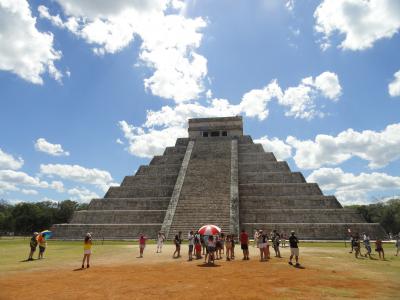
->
[[188, 116, 243, 138], [53, 116, 386, 240]]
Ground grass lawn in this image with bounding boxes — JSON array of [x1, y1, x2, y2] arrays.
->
[[0, 238, 399, 299]]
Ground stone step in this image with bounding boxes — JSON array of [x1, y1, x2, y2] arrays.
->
[[238, 143, 264, 153], [71, 210, 167, 224], [240, 223, 386, 240], [135, 164, 181, 176], [105, 185, 174, 198], [164, 146, 188, 155], [52, 224, 162, 239], [239, 172, 305, 184], [239, 183, 322, 196], [150, 154, 185, 165], [239, 161, 291, 173], [121, 174, 178, 187], [89, 197, 171, 210], [238, 152, 277, 162], [239, 195, 342, 209], [240, 209, 365, 223]]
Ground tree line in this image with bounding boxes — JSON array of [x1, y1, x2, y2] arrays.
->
[[0, 200, 88, 235], [345, 198, 400, 235]]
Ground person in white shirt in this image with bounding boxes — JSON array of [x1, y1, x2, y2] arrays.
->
[[156, 232, 165, 253]]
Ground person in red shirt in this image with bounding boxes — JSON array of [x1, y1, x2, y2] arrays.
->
[[138, 233, 148, 258], [239, 229, 250, 260]]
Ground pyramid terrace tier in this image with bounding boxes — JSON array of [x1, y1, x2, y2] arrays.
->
[[121, 174, 178, 187], [240, 223, 386, 240], [240, 209, 365, 223], [105, 185, 175, 198], [239, 195, 342, 209], [238, 152, 277, 162], [70, 210, 167, 224], [239, 183, 323, 197], [135, 164, 182, 176], [52, 224, 162, 240], [239, 172, 306, 184], [239, 162, 291, 173], [89, 197, 171, 210]]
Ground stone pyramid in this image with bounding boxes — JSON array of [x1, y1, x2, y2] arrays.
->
[[53, 116, 385, 240]]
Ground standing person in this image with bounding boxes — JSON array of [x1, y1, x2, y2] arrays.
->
[[138, 233, 148, 258], [225, 234, 232, 261], [253, 229, 259, 247], [257, 230, 265, 261], [375, 238, 385, 260], [363, 234, 372, 259], [239, 229, 249, 260], [231, 234, 236, 259], [188, 231, 194, 261], [349, 235, 355, 253], [194, 233, 202, 259], [82, 233, 92, 269], [280, 232, 286, 248], [354, 236, 361, 258], [37, 233, 47, 259], [288, 231, 300, 267], [215, 234, 222, 260], [220, 233, 225, 255], [395, 234, 400, 256], [272, 230, 281, 258], [156, 232, 165, 253], [207, 235, 215, 264], [200, 235, 206, 255], [173, 232, 182, 258], [28, 232, 38, 261]]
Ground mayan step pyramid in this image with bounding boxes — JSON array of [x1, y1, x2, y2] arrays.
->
[[53, 116, 385, 240]]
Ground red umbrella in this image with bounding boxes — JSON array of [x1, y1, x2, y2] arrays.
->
[[198, 224, 221, 236]]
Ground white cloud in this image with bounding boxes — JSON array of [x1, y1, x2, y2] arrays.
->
[[307, 167, 400, 204], [287, 123, 400, 169], [314, 0, 400, 51], [39, 1, 208, 102], [21, 189, 38, 195], [285, 0, 295, 11], [34, 138, 70, 156], [0, 0, 62, 84], [40, 163, 114, 192], [68, 187, 99, 202], [0, 169, 64, 193], [388, 70, 400, 97], [0, 148, 24, 170], [119, 71, 342, 158], [116, 138, 124, 145], [254, 136, 292, 160]]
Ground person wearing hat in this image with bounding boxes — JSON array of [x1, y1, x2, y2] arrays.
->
[[288, 230, 300, 267], [28, 232, 38, 261], [82, 233, 92, 268]]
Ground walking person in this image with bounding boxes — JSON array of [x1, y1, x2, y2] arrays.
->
[[288, 231, 300, 267], [239, 229, 250, 260], [231, 234, 236, 259], [156, 232, 165, 253], [138, 233, 148, 258], [27, 232, 38, 261], [375, 238, 385, 260], [354, 236, 361, 258], [225, 234, 232, 261], [173, 232, 182, 258], [253, 229, 259, 247], [82, 233, 92, 268], [280, 232, 286, 248], [207, 235, 215, 264], [200, 235, 206, 255], [37, 233, 47, 259], [257, 230, 266, 261], [188, 231, 194, 261], [363, 234, 372, 259], [395, 234, 400, 256], [194, 233, 202, 259]]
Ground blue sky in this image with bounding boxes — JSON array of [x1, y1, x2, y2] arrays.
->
[[0, 0, 400, 205]]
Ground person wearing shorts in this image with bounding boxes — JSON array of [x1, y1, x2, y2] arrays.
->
[[82, 233, 92, 268], [173, 232, 182, 258], [28, 232, 38, 261], [375, 239, 385, 260], [138, 233, 147, 258], [207, 235, 215, 264], [240, 229, 249, 260], [37, 233, 47, 259], [288, 231, 300, 267]]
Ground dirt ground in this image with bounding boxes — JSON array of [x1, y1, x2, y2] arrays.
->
[[0, 244, 398, 300]]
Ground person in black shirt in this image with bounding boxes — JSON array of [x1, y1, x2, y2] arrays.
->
[[288, 230, 300, 267]]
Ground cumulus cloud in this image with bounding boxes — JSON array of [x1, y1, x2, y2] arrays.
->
[[287, 123, 400, 169], [39, 1, 208, 102], [314, 0, 400, 51], [21, 189, 38, 195], [388, 70, 400, 97], [307, 167, 400, 204], [34, 138, 70, 156], [0, 148, 24, 170], [68, 187, 99, 202], [40, 163, 115, 192], [0, 0, 62, 84], [119, 71, 341, 157], [0, 170, 64, 193], [254, 136, 292, 160]]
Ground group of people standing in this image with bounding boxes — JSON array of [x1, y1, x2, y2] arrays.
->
[[27, 232, 47, 261]]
